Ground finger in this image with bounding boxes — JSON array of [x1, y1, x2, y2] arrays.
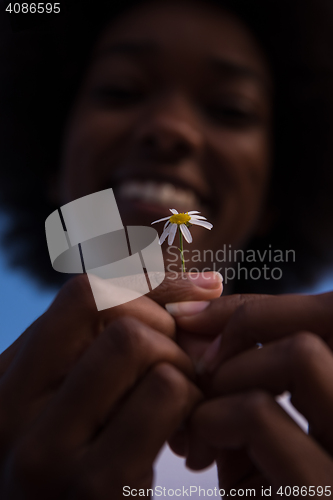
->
[[190, 330, 333, 490], [168, 426, 189, 457], [166, 293, 267, 334], [209, 331, 333, 452], [216, 449, 268, 493], [3, 270, 222, 400], [196, 292, 333, 372], [191, 391, 333, 488], [168, 420, 216, 469], [171, 294, 268, 365], [1, 269, 221, 394], [25, 317, 196, 451], [185, 431, 216, 471], [147, 271, 223, 306], [153, 271, 223, 363], [176, 322, 223, 365], [0, 274, 175, 404], [84, 363, 202, 494]]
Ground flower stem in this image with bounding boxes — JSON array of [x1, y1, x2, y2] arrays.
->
[[178, 227, 186, 273]]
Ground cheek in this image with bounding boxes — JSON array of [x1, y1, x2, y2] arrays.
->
[[59, 106, 134, 202], [209, 129, 271, 245], [217, 128, 270, 199], [235, 133, 271, 213], [222, 129, 270, 189]]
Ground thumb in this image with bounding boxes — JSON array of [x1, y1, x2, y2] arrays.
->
[[146, 271, 223, 307]]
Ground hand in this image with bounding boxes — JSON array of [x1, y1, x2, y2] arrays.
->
[[166, 291, 333, 370], [168, 291, 333, 495], [166, 291, 333, 494], [187, 330, 333, 496], [0, 272, 221, 498], [0, 270, 223, 378], [0, 289, 202, 498]]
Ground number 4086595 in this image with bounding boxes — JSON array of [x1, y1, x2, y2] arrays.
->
[[276, 486, 331, 496], [6, 3, 60, 13]]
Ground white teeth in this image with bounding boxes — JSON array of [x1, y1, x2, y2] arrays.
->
[[116, 181, 201, 209], [160, 183, 176, 204]]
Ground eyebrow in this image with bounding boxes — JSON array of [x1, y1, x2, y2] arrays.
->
[[210, 58, 270, 93], [97, 41, 270, 90]]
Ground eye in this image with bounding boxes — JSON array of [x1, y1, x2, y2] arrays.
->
[[205, 100, 260, 127], [92, 85, 145, 108]]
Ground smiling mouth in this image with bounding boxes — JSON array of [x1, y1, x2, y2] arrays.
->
[[114, 180, 206, 212]]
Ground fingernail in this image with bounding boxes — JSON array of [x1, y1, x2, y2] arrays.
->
[[195, 334, 222, 375], [187, 272, 223, 289], [165, 300, 210, 317]]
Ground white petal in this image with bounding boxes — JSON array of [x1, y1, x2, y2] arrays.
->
[[180, 224, 192, 243], [168, 223, 177, 245], [169, 209, 178, 214], [164, 220, 171, 230], [159, 225, 171, 245], [188, 211, 201, 214], [151, 216, 171, 225], [189, 215, 207, 220], [190, 220, 213, 230]]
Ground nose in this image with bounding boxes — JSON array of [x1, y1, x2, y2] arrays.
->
[[134, 95, 203, 163]]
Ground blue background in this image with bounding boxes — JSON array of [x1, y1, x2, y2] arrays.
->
[[0, 216, 56, 353], [1, 213, 333, 495], [1, 214, 333, 354]]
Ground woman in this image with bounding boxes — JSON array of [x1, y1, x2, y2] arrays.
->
[[1, 0, 333, 497]]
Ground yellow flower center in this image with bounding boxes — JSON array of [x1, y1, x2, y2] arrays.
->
[[169, 212, 191, 225]]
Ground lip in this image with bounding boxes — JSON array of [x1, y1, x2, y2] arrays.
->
[[115, 198, 177, 219], [109, 170, 215, 212]]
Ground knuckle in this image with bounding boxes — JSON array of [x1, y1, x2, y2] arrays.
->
[[233, 294, 249, 309], [228, 299, 252, 328], [147, 275, 172, 299], [242, 390, 274, 427], [63, 274, 92, 299], [148, 363, 189, 406], [287, 331, 324, 369], [147, 272, 191, 304], [55, 274, 96, 313], [104, 316, 147, 361], [233, 294, 267, 318], [228, 295, 270, 337]]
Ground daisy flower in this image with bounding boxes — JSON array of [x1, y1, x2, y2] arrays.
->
[[151, 209, 213, 272]]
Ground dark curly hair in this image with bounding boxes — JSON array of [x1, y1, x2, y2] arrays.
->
[[1, 0, 333, 293]]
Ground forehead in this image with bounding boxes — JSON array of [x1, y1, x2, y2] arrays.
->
[[94, 0, 270, 83]]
